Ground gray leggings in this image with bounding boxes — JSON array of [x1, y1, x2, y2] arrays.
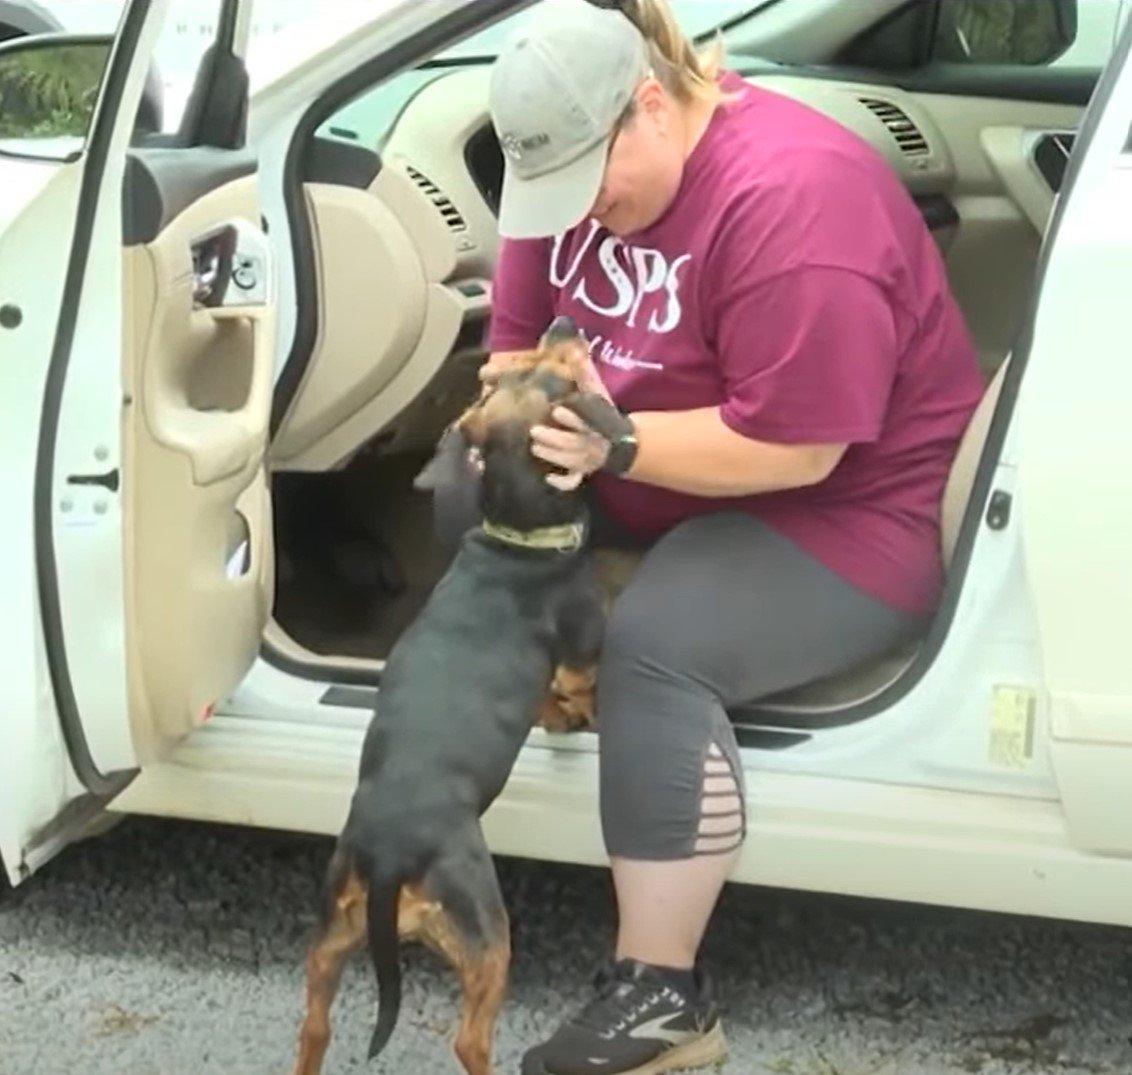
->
[[434, 475, 922, 861]]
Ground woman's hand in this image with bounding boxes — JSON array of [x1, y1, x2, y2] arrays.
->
[[483, 343, 618, 490], [531, 407, 611, 491]]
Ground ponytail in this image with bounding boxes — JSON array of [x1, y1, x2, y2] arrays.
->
[[618, 0, 725, 104]]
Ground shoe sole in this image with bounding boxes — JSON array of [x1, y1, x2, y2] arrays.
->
[[523, 1021, 728, 1075], [613, 1022, 728, 1075]]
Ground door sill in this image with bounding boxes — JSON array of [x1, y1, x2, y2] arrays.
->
[[110, 715, 1132, 929]]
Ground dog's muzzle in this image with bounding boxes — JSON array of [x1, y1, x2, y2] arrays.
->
[[542, 315, 581, 343]]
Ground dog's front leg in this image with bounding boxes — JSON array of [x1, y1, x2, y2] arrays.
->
[[538, 665, 598, 733], [539, 563, 607, 733]]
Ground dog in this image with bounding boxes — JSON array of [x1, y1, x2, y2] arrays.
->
[[288, 316, 628, 1075]]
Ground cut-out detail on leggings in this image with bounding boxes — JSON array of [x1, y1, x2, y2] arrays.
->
[[702, 775, 735, 795], [693, 834, 745, 856], [698, 815, 744, 837], [697, 801, 742, 823], [695, 740, 745, 856]]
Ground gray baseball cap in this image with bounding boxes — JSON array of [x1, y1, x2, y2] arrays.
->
[[489, 0, 650, 239]]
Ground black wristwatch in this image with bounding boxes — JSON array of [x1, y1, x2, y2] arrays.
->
[[602, 423, 639, 477], [562, 391, 639, 477]]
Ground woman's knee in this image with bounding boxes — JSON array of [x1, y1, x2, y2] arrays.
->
[[596, 579, 751, 860], [597, 693, 748, 861]]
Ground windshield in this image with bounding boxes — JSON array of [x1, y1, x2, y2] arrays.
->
[[438, 2, 765, 60], [316, 0, 768, 150]]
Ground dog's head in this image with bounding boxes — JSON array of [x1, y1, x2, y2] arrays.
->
[[414, 317, 604, 532]]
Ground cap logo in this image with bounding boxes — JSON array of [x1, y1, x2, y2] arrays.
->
[[501, 131, 551, 162]]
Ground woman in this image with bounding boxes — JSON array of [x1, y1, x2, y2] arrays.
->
[[440, 1, 985, 1072]]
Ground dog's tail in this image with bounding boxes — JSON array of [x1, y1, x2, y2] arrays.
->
[[361, 855, 404, 1061]]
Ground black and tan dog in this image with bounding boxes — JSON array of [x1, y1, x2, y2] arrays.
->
[[288, 318, 627, 1075]]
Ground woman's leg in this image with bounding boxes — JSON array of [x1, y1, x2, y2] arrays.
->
[[523, 512, 923, 1075]]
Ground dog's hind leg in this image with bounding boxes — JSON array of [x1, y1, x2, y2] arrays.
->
[[290, 849, 368, 1075], [415, 823, 511, 1075]]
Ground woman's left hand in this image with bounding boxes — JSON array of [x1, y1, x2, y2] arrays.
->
[[531, 407, 610, 491]]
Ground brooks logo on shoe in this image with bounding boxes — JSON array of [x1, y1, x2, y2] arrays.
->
[[627, 1012, 695, 1047]]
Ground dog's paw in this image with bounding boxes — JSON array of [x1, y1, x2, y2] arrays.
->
[[536, 695, 592, 734], [536, 666, 597, 734]]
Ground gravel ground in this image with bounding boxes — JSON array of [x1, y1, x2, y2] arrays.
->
[[2, 817, 1131, 1075]]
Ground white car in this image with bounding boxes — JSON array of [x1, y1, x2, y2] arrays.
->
[[1, 0, 1131, 937]]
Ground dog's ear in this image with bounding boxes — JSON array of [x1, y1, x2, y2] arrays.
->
[[557, 391, 634, 442], [413, 423, 473, 491], [456, 400, 490, 448]]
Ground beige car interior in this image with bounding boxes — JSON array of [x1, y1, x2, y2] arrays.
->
[[268, 162, 492, 471], [122, 175, 277, 760], [265, 61, 1084, 713]]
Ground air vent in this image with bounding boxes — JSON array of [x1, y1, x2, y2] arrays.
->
[[405, 164, 468, 233], [1032, 132, 1075, 194], [859, 97, 930, 157]]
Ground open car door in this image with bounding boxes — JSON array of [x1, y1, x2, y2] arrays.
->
[[0, 0, 275, 885]]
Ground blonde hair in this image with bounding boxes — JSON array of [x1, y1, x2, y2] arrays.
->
[[620, 0, 726, 104]]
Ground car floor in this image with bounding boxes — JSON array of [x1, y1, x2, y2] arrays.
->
[[272, 451, 448, 660]]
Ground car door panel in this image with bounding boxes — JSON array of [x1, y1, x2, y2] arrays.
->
[[904, 91, 1084, 373], [123, 147, 260, 244], [121, 151, 276, 760], [1017, 15, 1132, 854], [0, 0, 263, 884], [978, 124, 1075, 231]]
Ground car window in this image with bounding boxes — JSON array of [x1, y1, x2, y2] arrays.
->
[[930, 0, 1126, 69], [315, 0, 770, 149], [148, 0, 226, 134], [438, 0, 767, 60], [842, 0, 1120, 73], [932, 0, 1077, 64]]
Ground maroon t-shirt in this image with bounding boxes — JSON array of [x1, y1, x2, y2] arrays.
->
[[488, 75, 984, 615]]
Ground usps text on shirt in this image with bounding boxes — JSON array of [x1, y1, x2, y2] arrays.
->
[[550, 222, 693, 334]]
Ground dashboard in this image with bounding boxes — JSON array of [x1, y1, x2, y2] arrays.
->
[[376, 65, 964, 283], [278, 62, 1082, 470]]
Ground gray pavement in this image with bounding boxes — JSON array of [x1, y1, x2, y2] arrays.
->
[[1, 817, 1130, 1075]]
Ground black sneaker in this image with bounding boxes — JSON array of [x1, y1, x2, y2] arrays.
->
[[521, 959, 726, 1075]]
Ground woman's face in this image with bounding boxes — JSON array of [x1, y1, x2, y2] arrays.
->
[[589, 82, 687, 237]]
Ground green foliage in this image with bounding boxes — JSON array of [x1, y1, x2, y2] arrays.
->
[[0, 43, 110, 140]]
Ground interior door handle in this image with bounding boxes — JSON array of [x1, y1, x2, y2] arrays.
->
[[191, 219, 270, 310]]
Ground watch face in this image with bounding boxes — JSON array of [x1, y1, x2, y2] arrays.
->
[[606, 437, 638, 476]]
